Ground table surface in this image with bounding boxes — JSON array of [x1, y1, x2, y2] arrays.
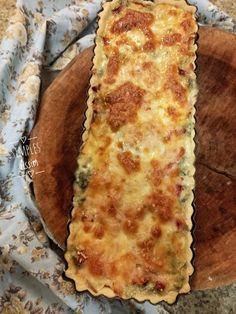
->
[[211, 0, 236, 20], [0, 0, 15, 39]]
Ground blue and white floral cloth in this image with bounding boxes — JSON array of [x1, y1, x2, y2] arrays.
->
[[0, 1, 235, 313]]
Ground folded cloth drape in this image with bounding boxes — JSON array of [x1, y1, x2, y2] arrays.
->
[[0, 0, 234, 313]]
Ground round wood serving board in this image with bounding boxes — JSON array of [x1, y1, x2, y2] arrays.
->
[[29, 27, 236, 291]]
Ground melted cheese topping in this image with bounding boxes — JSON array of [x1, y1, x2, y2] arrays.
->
[[65, 0, 197, 304]]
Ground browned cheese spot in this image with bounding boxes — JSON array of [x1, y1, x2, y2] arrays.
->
[[105, 82, 145, 131], [164, 65, 187, 105], [181, 12, 194, 33], [87, 254, 104, 277], [146, 191, 173, 222], [151, 225, 162, 238], [105, 47, 120, 84], [117, 151, 141, 174], [162, 33, 182, 46], [167, 106, 181, 120], [123, 218, 139, 234], [111, 9, 156, 51]]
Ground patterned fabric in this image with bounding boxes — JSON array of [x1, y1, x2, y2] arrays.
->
[[0, 0, 235, 313]]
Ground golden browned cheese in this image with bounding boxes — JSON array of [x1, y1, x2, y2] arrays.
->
[[65, 0, 198, 304]]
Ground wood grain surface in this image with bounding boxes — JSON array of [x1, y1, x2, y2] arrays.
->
[[29, 47, 94, 245], [29, 27, 236, 291], [192, 27, 236, 290]]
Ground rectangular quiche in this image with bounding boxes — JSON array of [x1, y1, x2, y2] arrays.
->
[[65, 0, 198, 304]]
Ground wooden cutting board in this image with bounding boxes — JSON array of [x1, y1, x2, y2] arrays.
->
[[29, 26, 236, 291]]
